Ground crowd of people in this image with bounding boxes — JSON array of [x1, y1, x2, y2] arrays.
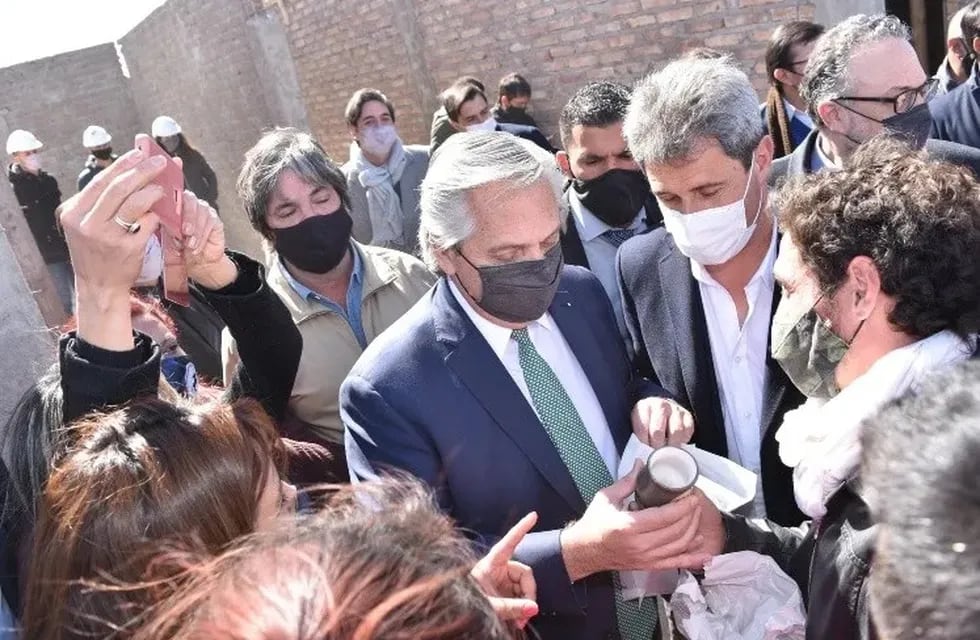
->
[[2, 7, 980, 640]]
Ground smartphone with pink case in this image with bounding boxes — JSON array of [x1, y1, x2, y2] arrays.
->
[[135, 136, 189, 306]]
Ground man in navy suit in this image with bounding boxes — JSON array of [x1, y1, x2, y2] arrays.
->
[[618, 56, 806, 527], [442, 80, 555, 153], [931, 3, 980, 149], [342, 132, 707, 640], [771, 14, 980, 186]]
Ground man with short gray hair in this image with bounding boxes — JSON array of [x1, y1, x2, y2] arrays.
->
[[618, 56, 806, 527], [343, 131, 705, 640], [770, 13, 980, 182]]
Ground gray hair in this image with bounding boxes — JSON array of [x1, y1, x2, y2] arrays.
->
[[418, 132, 565, 272], [800, 14, 911, 127], [624, 56, 764, 168], [237, 127, 349, 240]]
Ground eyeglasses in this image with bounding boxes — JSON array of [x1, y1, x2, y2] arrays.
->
[[835, 78, 940, 115]]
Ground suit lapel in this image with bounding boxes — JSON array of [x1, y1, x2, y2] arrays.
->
[[659, 247, 729, 456], [433, 280, 586, 513], [559, 191, 591, 269]]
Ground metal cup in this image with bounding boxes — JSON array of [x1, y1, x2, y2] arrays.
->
[[634, 445, 699, 509]]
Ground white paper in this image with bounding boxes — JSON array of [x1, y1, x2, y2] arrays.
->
[[617, 436, 758, 600], [670, 552, 806, 640]]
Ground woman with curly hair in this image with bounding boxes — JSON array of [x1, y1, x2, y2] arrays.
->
[[675, 136, 980, 640]]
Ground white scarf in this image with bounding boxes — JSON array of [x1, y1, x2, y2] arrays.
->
[[350, 140, 407, 248], [776, 330, 976, 521]]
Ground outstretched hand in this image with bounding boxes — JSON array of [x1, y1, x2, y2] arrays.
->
[[60, 136, 165, 350], [472, 512, 539, 628]]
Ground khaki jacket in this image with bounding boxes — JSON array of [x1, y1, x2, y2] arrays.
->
[[223, 242, 435, 443]]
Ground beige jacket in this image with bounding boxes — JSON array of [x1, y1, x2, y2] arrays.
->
[[223, 242, 436, 444]]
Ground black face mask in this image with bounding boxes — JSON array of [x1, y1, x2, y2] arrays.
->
[[457, 243, 564, 324], [92, 147, 113, 161], [570, 168, 650, 228], [881, 103, 932, 150], [273, 208, 353, 274]]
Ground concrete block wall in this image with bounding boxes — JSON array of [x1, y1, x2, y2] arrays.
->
[[120, 0, 280, 257], [276, 0, 816, 160], [0, 43, 141, 200]]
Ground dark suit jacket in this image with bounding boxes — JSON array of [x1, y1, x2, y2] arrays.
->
[[759, 102, 812, 153], [560, 188, 663, 269], [769, 129, 980, 186], [497, 122, 555, 153], [616, 228, 806, 527], [342, 268, 667, 640], [930, 68, 980, 149]]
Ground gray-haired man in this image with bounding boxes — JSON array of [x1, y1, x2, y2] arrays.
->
[[342, 132, 703, 640], [770, 13, 980, 182], [616, 55, 806, 527]]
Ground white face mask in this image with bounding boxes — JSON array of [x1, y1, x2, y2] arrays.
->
[[359, 123, 399, 158], [658, 160, 762, 266], [466, 116, 497, 133], [22, 154, 42, 172]]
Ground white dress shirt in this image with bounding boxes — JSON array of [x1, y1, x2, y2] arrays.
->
[[448, 279, 620, 478], [567, 191, 647, 347], [690, 223, 777, 517]]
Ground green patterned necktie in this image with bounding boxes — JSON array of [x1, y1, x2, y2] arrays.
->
[[512, 328, 657, 640]]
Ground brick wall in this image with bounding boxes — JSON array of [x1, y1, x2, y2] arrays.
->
[[0, 43, 140, 201], [277, 0, 816, 160], [5, 0, 876, 262]]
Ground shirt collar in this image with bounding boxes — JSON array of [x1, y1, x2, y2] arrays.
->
[[813, 134, 841, 172], [690, 215, 778, 288], [446, 277, 554, 360], [567, 189, 646, 242], [276, 241, 363, 303], [783, 97, 813, 128]]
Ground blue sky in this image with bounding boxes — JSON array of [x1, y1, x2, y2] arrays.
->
[[0, 0, 167, 69]]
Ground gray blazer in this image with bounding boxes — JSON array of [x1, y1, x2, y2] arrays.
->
[[342, 143, 430, 257]]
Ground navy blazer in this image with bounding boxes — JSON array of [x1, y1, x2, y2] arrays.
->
[[342, 267, 665, 640], [931, 67, 980, 149], [769, 129, 980, 186], [497, 122, 556, 153], [759, 102, 812, 154], [616, 228, 806, 527]]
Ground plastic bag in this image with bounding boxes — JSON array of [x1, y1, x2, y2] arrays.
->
[[671, 551, 805, 640]]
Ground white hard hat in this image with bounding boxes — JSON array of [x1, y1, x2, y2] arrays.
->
[[82, 125, 112, 148], [151, 116, 182, 137], [6, 129, 43, 155]]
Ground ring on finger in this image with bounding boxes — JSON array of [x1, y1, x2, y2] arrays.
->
[[112, 214, 141, 234]]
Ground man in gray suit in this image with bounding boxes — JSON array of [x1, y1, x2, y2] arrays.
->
[[769, 14, 980, 185], [342, 88, 430, 256]]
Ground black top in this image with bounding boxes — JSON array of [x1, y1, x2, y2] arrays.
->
[[723, 480, 877, 640], [0, 252, 308, 615], [6, 164, 68, 264]]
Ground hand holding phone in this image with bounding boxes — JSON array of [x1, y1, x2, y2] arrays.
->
[[135, 134, 189, 306]]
